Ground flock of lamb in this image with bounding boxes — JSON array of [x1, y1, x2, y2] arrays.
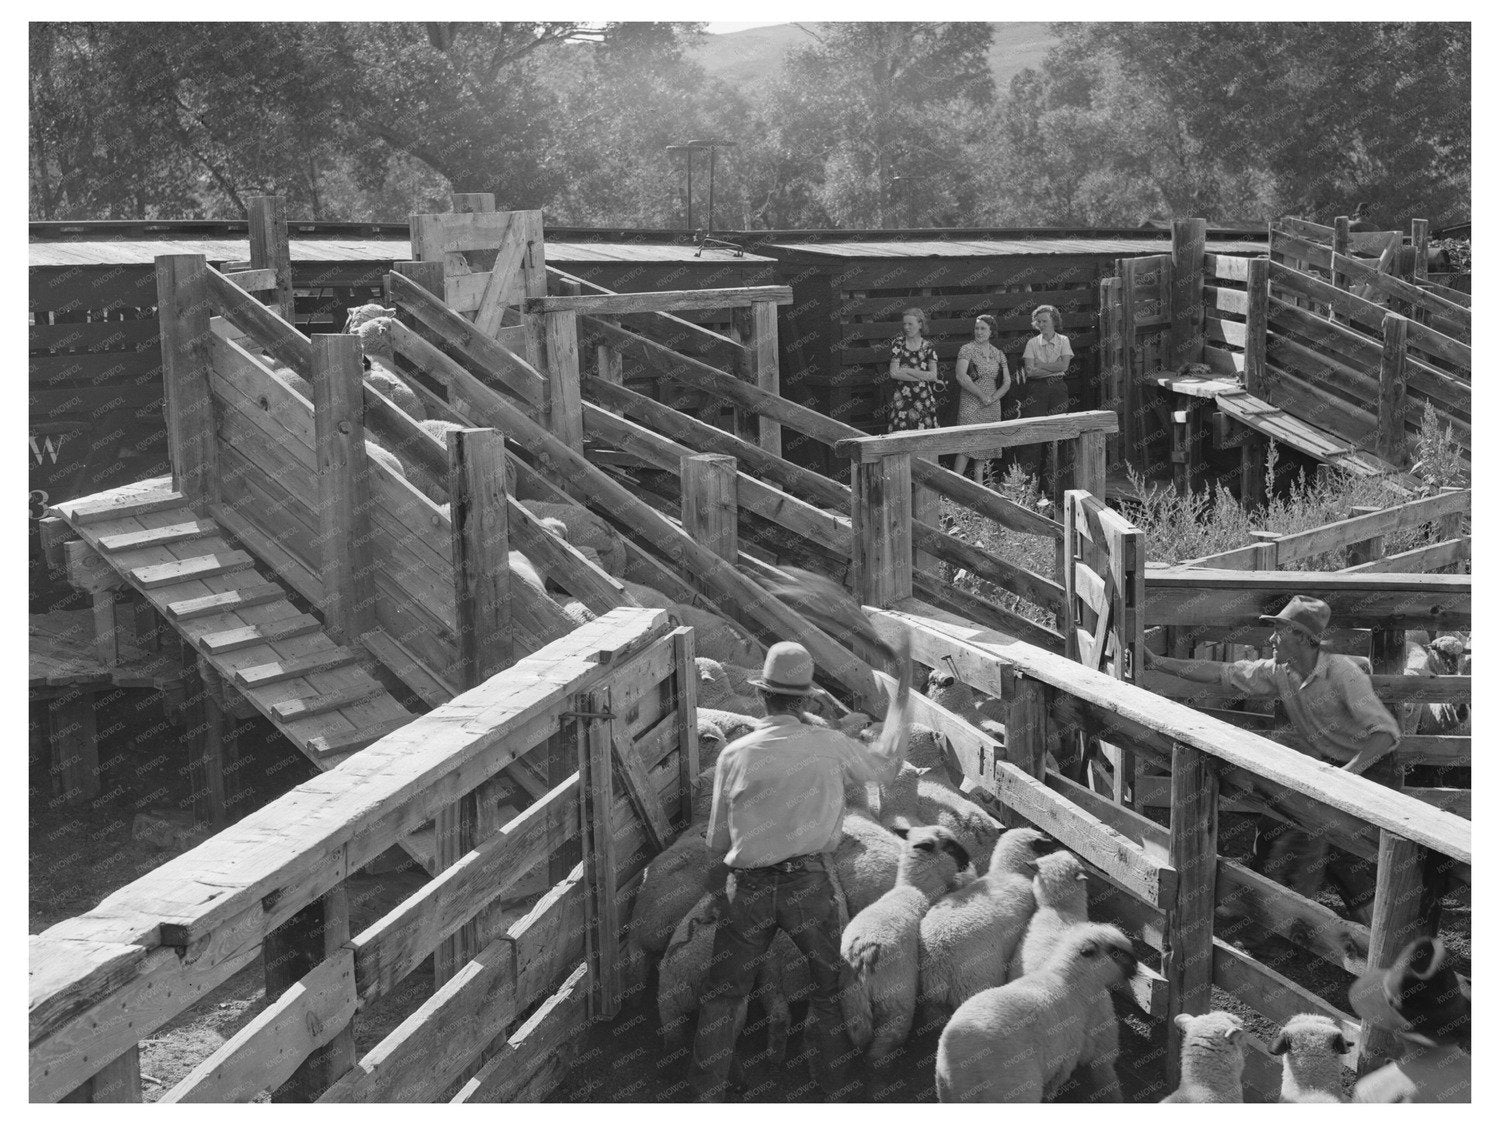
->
[[301, 306, 1362, 1103]]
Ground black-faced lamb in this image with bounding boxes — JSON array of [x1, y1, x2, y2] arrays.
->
[[1159, 1011, 1248, 1102], [1270, 1013, 1350, 1103], [918, 827, 1062, 1019], [843, 825, 972, 1068], [935, 922, 1138, 1102]]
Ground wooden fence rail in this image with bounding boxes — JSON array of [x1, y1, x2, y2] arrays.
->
[[30, 609, 692, 1104]]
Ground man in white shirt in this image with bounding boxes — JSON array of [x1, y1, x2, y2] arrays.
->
[[692, 639, 913, 1101]]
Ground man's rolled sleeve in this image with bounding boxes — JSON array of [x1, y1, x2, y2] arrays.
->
[[1221, 658, 1280, 698], [705, 757, 732, 859]]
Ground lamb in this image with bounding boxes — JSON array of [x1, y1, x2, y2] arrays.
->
[[927, 669, 1063, 774], [519, 500, 627, 577], [695, 707, 759, 744], [831, 811, 904, 916], [695, 658, 761, 714], [918, 827, 1062, 1018], [630, 825, 714, 956], [878, 763, 1002, 873], [1011, 850, 1090, 980], [1270, 1013, 1350, 1103], [843, 826, 972, 1067], [935, 922, 1138, 1102], [1159, 1011, 1249, 1102]]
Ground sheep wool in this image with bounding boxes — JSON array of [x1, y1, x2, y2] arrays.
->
[[843, 826, 973, 1065], [936, 922, 1138, 1102], [1013, 850, 1091, 979], [919, 828, 1060, 1015], [1160, 1011, 1248, 1103], [878, 763, 1002, 873], [630, 826, 714, 957], [1270, 1013, 1350, 1103]]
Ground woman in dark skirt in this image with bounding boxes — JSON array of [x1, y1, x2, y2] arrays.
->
[[886, 307, 942, 432]]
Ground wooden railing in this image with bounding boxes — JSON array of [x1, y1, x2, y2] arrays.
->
[[29, 608, 695, 1103], [866, 604, 1471, 1097]]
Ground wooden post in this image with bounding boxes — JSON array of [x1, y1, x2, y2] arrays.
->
[[1099, 275, 1126, 470], [1411, 219, 1430, 284], [1003, 670, 1050, 781], [1116, 257, 1142, 476], [750, 298, 781, 456], [1164, 741, 1218, 1087], [535, 310, 584, 453], [63, 1047, 143, 1103], [1169, 218, 1207, 368], [451, 192, 496, 213], [265, 886, 353, 1101], [913, 457, 940, 581], [448, 428, 513, 680], [192, 661, 230, 826], [312, 334, 376, 643], [1172, 403, 1206, 495], [681, 453, 738, 563], [1344, 505, 1385, 566], [730, 306, 753, 443], [1358, 832, 1425, 1072], [851, 452, 913, 608], [48, 688, 99, 802], [248, 195, 295, 322], [1240, 257, 1269, 507], [1332, 216, 1351, 318], [578, 688, 621, 1019], [1069, 430, 1107, 500], [155, 254, 219, 508], [1377, 314, 1409, 466]]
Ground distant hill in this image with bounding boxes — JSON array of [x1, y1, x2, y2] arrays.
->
[[691, 22, 1059, 99]]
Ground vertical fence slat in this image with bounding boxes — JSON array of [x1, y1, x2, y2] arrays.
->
[[751, 298, 781, 457], [1377, 314, 1409, 466], [249, 195, 295, 322], [1358, 831, 1426, 1072], [851, 452, 913, 608], [672, 627, 699, 830], [1169, 218, 1206, 367], [578, 688, 621, 1019], [1240, 256, 1269, 506], [265, 887, 351, 1102], [1411, 219, 1430, 284], [1164, 741, 1218, 1088]]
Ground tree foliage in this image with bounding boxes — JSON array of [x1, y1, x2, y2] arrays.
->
[[29, 21, 1469, 229]]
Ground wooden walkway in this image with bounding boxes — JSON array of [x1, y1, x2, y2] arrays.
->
[[49, 478, 434, 871]]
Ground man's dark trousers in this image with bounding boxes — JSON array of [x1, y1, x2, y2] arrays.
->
[[692, 857, 854, 1100]]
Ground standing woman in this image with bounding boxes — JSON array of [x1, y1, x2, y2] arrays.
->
[[886, 307, 942, 432], [1015, 304, 1074, 498], [952, 314, 1010, 483]]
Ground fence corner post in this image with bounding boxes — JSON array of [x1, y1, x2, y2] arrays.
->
[[850, 450, 913, 608], [1164, 740, 1218, 1089], [312, 334, 376, 643], [155, 253, 220, 509], [682, 453, 738, 563]]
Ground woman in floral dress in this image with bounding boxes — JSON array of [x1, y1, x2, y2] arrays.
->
[[952, 314, 1010, 483], [886, 307, 942, 432]]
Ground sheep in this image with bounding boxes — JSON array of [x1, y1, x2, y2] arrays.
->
[[619, 583, 766, 666], [918, 827, 1062, 1019], [843, 826, 972, 1068], [365, 367, 426, 420], [695, 658, 762, 714], [519, 500, 627, 577], [927, 668, 1064, 774], [630, 825, 715, 957], [830, 811, 904, 916], [1160, 1011, 1249, 1103], [878, 763, 1002, 873], [1011, 850, 1090, 980], [1270, 1013, 1350, 1103], [696, 707, 759, 744], [935, 922, 1138, 1103]]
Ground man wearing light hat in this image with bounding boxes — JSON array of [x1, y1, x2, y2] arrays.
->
[[691, 637, 914, 1102], [1145, 595, 1401, 913]]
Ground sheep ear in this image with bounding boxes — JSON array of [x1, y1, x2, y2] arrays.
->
[[1268, 1031, 1289, 1056], [1224, 1026, 1245, 1044], [1173, 1013, 1193, 1032], [1075, 871, 1090, 881]]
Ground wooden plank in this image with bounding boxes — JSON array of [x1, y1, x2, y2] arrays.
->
[[681, 454, 738, 563], [1377, 314, 1410, 466], [272, 684, 385, 722], [1273, 489, 1469, 563], [852, 452, 912, 608], [234, 646, 360, 688], [578, 689, 621, 1019], [1163, 741, 1217, 1085], [198, 614, 322, 655], [835, 410, 1118, 462], [450, 963, 588, 1103], [248, 195, 296, 320], [95, 520, 215, 553], [541, 310, 584, 452], [313, 334, 377, 642], [303, 716, 413, 758], [751, 298, 781, 457], [1213, 940, 1360, 1046], [130, 551, 255, 589], [1358, 832, 1426, 1071], [156, 255, 219, 506], [1339, 537, 1469, 575], [448, 428, 512, 682], [166, 582, 284, 621], [225, 267, 278, 293], [1145, 568, 1469, 630], [527, 285, 793, 316], [671, 628, 698, 829], [1272, 230, 1469, 329], [161, 949, 356, 1103]]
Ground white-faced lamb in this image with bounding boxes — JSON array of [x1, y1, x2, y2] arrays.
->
[[1270, 1013, 1350, 1103], [1159, 1011, 1249, 1102], [918, 827, 1062, 1019], [935, 922, 1138, 1102], [878, 763, 1002, 873], [1011, 850, 1090, 980], [843, 825, 972, 1067]]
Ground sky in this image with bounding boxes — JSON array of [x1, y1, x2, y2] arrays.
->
[[703, 22, 784, 33]]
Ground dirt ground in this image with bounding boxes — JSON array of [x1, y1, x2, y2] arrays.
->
[[32, 690, 1469, 1103]]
